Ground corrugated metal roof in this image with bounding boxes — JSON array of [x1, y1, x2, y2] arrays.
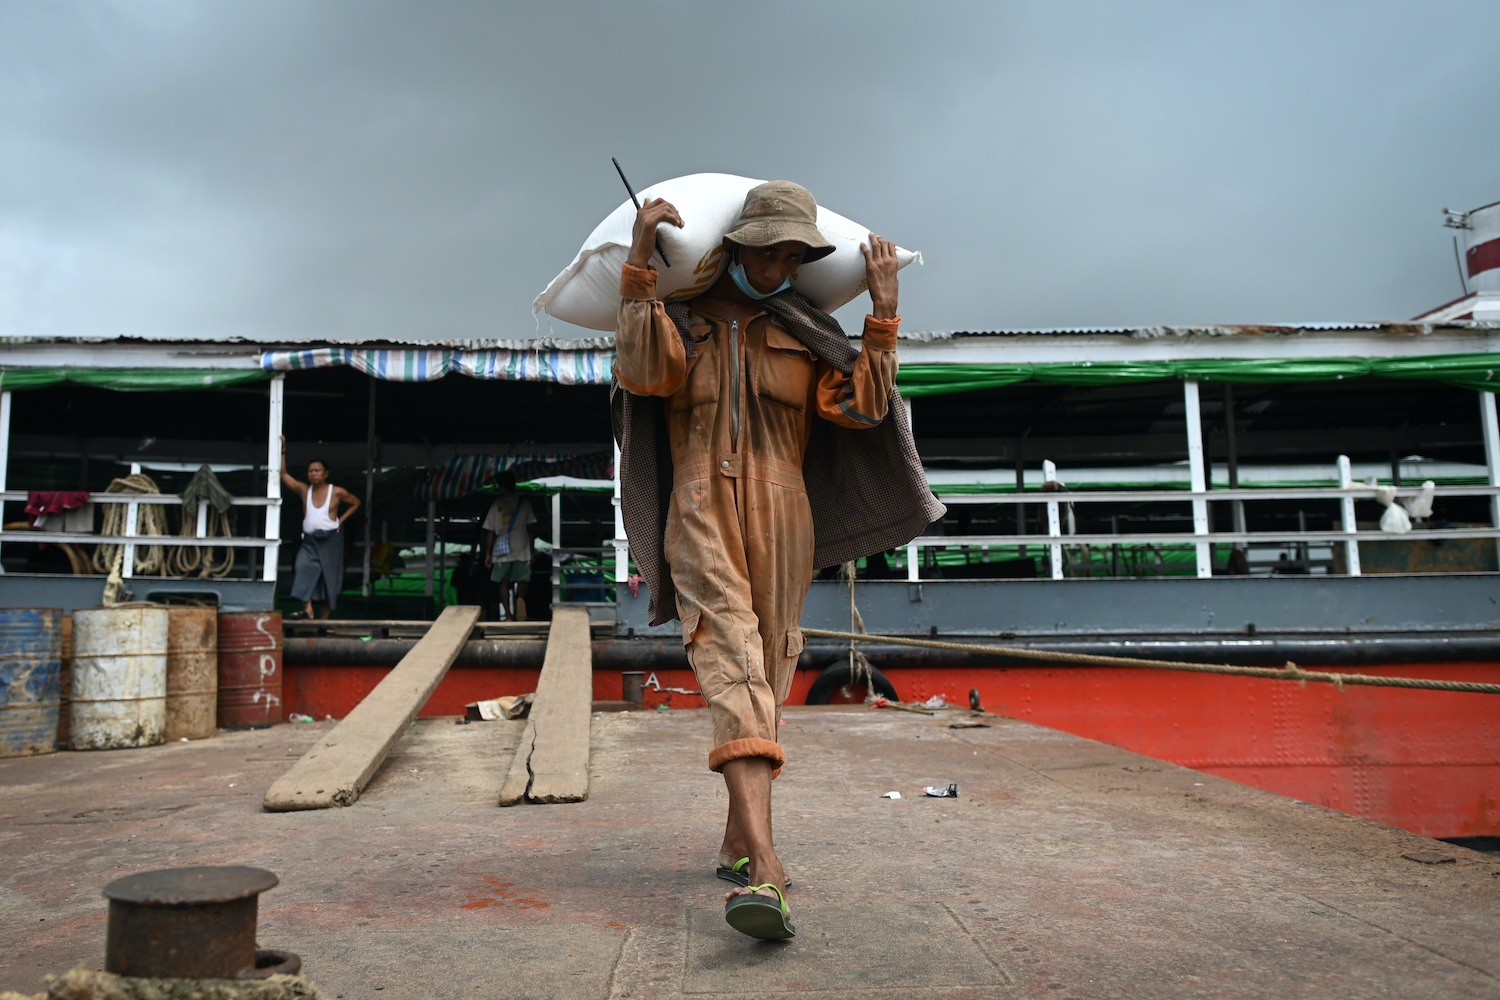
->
[[2, 321, 1495, 352], [898, 321, 1495, 341], [0, 334, 617, 351]]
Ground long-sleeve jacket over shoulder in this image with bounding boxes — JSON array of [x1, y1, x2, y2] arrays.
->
[[616, 263, 899, 475]]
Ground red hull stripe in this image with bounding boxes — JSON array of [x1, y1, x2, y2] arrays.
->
[[1468, 237, 1500, 278]]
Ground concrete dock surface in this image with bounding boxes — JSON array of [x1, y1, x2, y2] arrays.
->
[[2, 707, 1496, 999]]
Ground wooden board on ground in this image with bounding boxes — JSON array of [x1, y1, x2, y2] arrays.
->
[[498, 607, 593, 805], [498, 718, 536, 806], [264, 604, 481, 811]]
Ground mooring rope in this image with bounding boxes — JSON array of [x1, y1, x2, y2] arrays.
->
[[92, 474, 169, 575], [167, 505, 235, 577], [840, 561, 878, 702], [168, 466, 236, 578], [800, 628, 1500, 695]]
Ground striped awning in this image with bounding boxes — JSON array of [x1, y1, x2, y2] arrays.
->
[[261, 347, 613, 385], [422, 451, 614, 501]]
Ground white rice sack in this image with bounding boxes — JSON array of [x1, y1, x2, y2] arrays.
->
[[534, 172, 920, 331]]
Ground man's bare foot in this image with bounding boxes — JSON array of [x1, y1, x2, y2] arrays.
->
[[723, 854, 786, 904], [718, 812, 747, 871]]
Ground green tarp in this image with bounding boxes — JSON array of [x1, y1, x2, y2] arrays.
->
[[896, 352, 1500, 397], [2, 350, 1497, 398], [0, 368, 274, 392]]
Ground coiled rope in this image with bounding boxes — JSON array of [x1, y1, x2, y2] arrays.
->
[[168, 466, 236, 578], [801, 627, 1500, 695], [167, 508, 235, 577], [92, 474, 169, 576]]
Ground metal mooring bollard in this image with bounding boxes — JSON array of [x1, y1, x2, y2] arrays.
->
[[102, 866, 301, 980], [622, 671, 645, 708]]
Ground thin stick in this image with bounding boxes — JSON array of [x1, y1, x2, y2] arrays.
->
[[612, 157, 670, 268]]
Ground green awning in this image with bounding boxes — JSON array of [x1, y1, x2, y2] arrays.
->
[[0, 368, 275, 392], [896, 352, 1500, 397], [4, 349, 1497, 399]]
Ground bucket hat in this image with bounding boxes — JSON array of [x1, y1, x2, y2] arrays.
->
[[723, 181, 837, 263]]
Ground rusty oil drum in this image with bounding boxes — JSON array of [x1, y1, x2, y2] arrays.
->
[[216, 611, 282, 728], [166, 607, 217, 740], [0, 608, 63, 758], [71, 604, 169, 750]]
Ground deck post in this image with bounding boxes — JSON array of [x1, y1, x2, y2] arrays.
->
[[0, 390, 10, 574], [1224, 384, 1246, 542], [1337, 454, 1361, 576], [1481, 391, 1500, 564], [263, 374, 284, 583], [1043, 460, 1063, 579], [1183, 380, 1212, 578], [551, 490, 563, 607], [121, 461, 140, 580], [424, 498, 436, 599], [438, 516, 447, 609], [122, 501, 138, 579], [361, 377, 376, 598], [1015, 428, 1030, 563], [612, 441, 628, 584], [1014, 457, 1027, 563]]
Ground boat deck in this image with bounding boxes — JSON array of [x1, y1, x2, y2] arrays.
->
[[1, 708, 1496, 999]]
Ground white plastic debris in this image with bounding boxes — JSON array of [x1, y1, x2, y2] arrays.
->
[[881, 791, 902, 799], [1379, 503, 1412, 534], [924, 783, 960, 798], [1370, 480, 1413, 535], [288, 713, 315, 723], [920, 694, 948, 709], [1401, 480, 1436, 520]]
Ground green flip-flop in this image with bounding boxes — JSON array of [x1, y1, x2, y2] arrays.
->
[[715, 858, 791, 890], [724, 883, 795, 940]]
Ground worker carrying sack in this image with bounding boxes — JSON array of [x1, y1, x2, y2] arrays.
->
[[534, 173, 921, 331]]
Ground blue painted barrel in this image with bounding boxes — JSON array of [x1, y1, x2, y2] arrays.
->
[[0, 608, 64, 758]]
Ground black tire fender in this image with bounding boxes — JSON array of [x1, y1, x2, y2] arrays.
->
[[804, 661, 900, 705]]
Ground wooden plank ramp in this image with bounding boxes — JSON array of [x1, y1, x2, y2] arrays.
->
[[499, 606, 592, 805], [264, 605, 481, 811]]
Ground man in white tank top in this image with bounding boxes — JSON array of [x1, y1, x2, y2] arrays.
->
[[281, 437, 362, 619]]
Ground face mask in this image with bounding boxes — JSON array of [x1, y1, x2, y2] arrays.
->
[[729, 262, 791, 300]]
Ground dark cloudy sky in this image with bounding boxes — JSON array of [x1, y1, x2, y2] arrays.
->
[[2, 1, 1498, 342]]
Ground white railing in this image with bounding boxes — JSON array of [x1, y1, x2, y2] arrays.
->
[[908, 463, 1500, 581], [597, 384, 1500, 589], [901, 383, 1500, 582], [0, 491, 283, 579]]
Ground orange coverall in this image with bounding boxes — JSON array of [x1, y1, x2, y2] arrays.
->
[[615, 262, 899, 772]]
